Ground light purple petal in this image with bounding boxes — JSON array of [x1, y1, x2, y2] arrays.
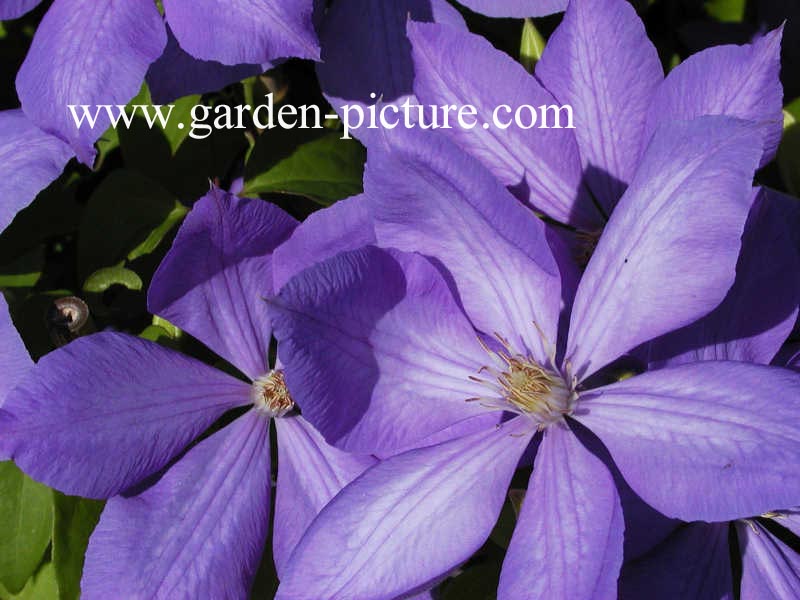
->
[[366, 127, 561, 363], [317, 0, 464, 144], [645, 28, 784, 166], [270, 246, 490, 454], [535, 0, 663, 212], [456, 0, 566, 17], [619, 523, 733, 600], [276, 418, 532, 600], [498, 425, 623, 600], [646, 187, 800, 368], [149, 189, 298, 381], [0, 0, 42, 20], [0, 295, 31, 409], [738, 520, 800, 600], [566, 117, 763, 380], [408, 21, 599, 229], [0, 332, 249, 498], [163, 0, 319, 64], [0, 109, 73, 234], [146, 26, 264, 104], [16, 0, 167, 165], [273, 415, 376, 577], [577, 361, 800, 522], [82, 410, 270, 599], [272, 194, 375, 291]]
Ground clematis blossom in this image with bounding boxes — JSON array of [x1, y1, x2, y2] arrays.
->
[[268, 122, 800, 599], [0, 189, 374, 598], [407, 0, 784, 239], [0, 110, 73, 234], [12, 0, 318, 164]]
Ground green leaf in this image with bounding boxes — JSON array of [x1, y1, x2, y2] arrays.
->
[[0, 247, 43, 288], [779, 99, 800, 196], [520, 18, 546, 73], [705, 0, 746, 22], [77, 170, 180, 281], [244, 133, 365, 204], [0, 562, 59, 600], [51, 493, 103, 600], [0, 462, 53, 594], [83, 265, 143, 293]]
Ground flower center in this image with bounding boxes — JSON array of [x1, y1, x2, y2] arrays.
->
[[469, 335, 577, 429], [251, 370, 295, 417]]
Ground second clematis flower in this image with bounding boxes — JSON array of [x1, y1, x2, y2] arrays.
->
[[268, 120, 800, 599], [0, 189, 374, 598]]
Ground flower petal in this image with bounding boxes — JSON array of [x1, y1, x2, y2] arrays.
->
[[408, 21, 599, 229], [619, 523, 733, 600], [163, 0, 319, 64], [0, 295, 31, 408], [535, 0, 663, 211], [498, 425, 623, 600], [0, 0, 42, 20], [16, 0, 167, 165], [646, 187, 800, 368], [0, 332, 249, 498], [456, 0, 566, 17], [273, 416, 376, 577], [82, 410, 271, 599], [146, 26, 264, 104], [276, 419, 532, 600], [149, 189, 298, 381], [738, 520, 800, 600], [645, 28, 784, 166], [366, 127, 561, 362], [0, 110, 73, 234], [566, 117, 763, 380], [317, 0, 464, 144], [576, 361, 800, 522], [272, 194, 375, 291], [270, 246, 489, 454]]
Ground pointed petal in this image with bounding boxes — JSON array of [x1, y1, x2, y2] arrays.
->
[[0, 110, 72, 234], [273, 416, 376, 577], [0, 295, 31, 410], [738, 520, 800, 600], [408, 21, 599, 229], [0, 332, 249, 498], [645, 28, 784, 166], [646, 187, 800, 368], [317, 0, 464, 144], [576, 361, 800, 522], [272, 194, 375, 291], [498, 425, 623, 600], [535, 0, 663, 211], [16, 0, 167, 165], [163, 0, 319, 64], [619, 523, 733, 600], [276, 419, 532, 600], [82, 410, 271, 599], [149, 189, 298, 381], [456, 0, 566, 17], [270, 246, 489, 454], [146, 26, 263, 104], [566, 117, 763, 380], [0, 0, 42, 19], [367, 127, 561, 362]]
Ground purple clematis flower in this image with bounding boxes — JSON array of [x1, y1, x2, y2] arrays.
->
[[316, 0, 466, 144], [615, 188, 800, 599], [455, 0, 567, 17], [0, 109, 73, 234], [0, 189, 375, 598], [267, 119, 800, 599], [12, 0, 318, 164], [407, 0, 784, 236], [0, 294, 32, 415]]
